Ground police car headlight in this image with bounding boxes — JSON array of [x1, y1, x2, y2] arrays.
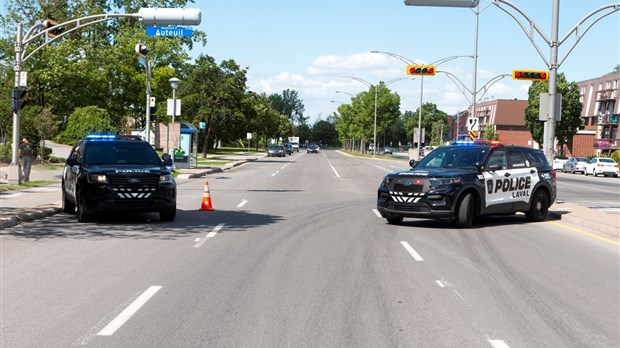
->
[[430, 177, 461, 186], [159, 174, 173, 184], [382, 176, 391, 186], [87, 174, 107, 183]]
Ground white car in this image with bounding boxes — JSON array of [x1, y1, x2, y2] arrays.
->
[[584, 157, 619, 177], [562, 157, 589, 174], [552, 155, 569, 171]]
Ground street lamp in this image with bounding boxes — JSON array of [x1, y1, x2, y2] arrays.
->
[[370, 50, 472, 157], [167, 77, 180, 162], [342, 76, 413, 156]]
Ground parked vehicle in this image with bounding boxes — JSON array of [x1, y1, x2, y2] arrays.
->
[[562, 157, 589, 174], [267, 144, 285, 157], [552, 155, 569, 171], [584, 157, 619, 177], [282, 143, 294, 155], [382, 146, 393, 155]]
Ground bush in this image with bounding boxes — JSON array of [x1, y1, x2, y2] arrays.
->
[[610, 150, 619, 163]]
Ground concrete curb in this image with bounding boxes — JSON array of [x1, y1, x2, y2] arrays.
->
[[548, 210, 619, 237], [0, 204, 62, 229]]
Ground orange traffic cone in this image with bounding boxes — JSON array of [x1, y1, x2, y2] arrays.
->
[[199, 181, 215, 211]]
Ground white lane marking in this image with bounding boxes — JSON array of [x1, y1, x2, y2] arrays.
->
[[97, 286, 162, 336], [0, 193, 21, 198], [435, 280, 445, 288], [193, 223, 226, 248], [489, 340, 510, 348], [330, 163, 341, 177], [194, 238, 200, 242], [237, 199, 248, 208], [400, 241, 424, 261], [374, 165, 392, 173], [372, 209, 382, 218]]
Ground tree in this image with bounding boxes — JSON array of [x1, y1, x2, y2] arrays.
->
[[311, 120, 339, 147], [268, 89, 307, 125], [524, 73, 582, 153], [63, 106, 115, 140], [482, 124, 500, 141], [404, 103, 449, 146], [33, 106, 61, 161]]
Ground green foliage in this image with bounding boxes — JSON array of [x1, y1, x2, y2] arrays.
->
[[311, 120, 339, 146], [482, 125, 500, 141], [610, 150, 619, 163], [404, 103, 449, 145], [268, 89, 307, 125], [62, 106, 115, 140], [524, 73, 582, 152]]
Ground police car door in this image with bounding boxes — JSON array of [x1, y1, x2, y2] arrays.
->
[[482, 149, 514, 209], [506, 149, 539, 207]]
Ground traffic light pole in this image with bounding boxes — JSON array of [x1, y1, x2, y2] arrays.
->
[[491, 0, 620, 162]]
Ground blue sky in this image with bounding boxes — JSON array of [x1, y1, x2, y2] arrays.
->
[[192, 0, 619, 122]]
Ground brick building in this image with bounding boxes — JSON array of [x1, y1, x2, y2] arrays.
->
[[449, 72, 620, 158], [572, 72, 619, 157], [450, 99, 536, 147]]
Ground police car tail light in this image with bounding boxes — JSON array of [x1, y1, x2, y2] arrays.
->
[[160, 174, 173, 183], [87, 174, 107, 183]]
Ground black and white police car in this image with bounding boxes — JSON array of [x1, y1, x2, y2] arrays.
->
[[62, 134, 177, 222], [377, 140, 557, 228]]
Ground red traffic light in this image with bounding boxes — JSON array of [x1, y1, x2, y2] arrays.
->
[[406, 64, 436, 76], [512, 70, 548, 81]]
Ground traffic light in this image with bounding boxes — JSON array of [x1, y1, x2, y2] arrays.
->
[[406, 64, 436, 76], [512, 70, 548, 81], [46, 19, 64, 38], [135, 43, 149, 56], [11, 87, 27, 111]]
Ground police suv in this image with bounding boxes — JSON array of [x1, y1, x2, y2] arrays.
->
[[377, 141, 557, 228], [62, 134, 176, 222]]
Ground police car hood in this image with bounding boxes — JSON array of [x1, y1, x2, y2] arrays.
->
[[391, 167, 475, 178], [86, 164, 169, 174]]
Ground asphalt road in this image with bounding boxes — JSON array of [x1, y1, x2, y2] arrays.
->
[[1, 150, 619, 347]]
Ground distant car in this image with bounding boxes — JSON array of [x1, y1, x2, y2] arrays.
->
[[267, 144, 285, 157], [552, 155, 569, 171], [562, 157, 589, 174], [382, 147, 393, 155], [584, 157, 619, 177], [307, 144, 319, 154], [282, 143, 294, 155]]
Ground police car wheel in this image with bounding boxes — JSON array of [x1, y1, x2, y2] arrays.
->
[[62, 190, 76, 214], [525, 190, 549, 222], [386, 217, 403, 225], [160, 207, 176, 222], [76, 192, 92, 223], [454, 193, 474, 228]]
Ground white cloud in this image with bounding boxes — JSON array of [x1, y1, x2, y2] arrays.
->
[[248, 51, 531, 120]]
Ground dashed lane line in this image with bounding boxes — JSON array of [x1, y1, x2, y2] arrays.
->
[[97, 286, 162, 336]]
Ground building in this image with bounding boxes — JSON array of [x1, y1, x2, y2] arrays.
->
[[450, 99, 536, 147], [572, 72, 619, 157]]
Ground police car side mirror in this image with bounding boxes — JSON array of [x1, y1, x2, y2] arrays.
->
[[409, 159, 417, 168], [66, 156, 79, 166], [162, 153, 173, 166]]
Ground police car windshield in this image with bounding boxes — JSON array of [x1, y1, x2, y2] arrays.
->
[[85, 142, 161, 165], [416, 146, 488, 169]]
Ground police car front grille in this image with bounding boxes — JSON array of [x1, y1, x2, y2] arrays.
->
[[391, 184, 423, 193], [386, 202, 430, 213], [107, 174, 159, 199]]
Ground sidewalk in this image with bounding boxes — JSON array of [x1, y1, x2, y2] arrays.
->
[[1, 151, 618, 238]]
